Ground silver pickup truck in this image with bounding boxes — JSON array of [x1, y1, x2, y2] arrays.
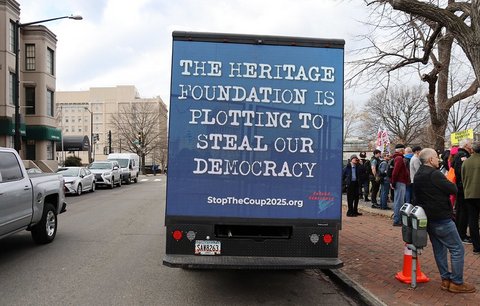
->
[[0, 147, 66, 244]]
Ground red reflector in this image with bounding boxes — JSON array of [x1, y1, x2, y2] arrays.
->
[[323, 234, 333, 245], [172, 230, 183, 241]]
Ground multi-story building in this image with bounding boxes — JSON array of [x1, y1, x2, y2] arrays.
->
[[56, 85, 168, 168], [0, 0, 61, 163]]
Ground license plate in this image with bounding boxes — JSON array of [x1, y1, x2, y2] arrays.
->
[[195, 240, 221, 255]]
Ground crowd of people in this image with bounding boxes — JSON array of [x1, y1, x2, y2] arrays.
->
[[342, 138, 480, 294]]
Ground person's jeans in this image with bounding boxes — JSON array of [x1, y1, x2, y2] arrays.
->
[[405, 184, 412, 203], [393, 182, 406, 224], [362, 181, 370, 199], [380, 180, 390, 209], [428, 219, 465, 284]]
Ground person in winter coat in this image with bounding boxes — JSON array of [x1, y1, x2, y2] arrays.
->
[[414, 148, 475, 294], [342, 154, 363, 217], [453, 138, 474, 244], [461, 141, 480, 254], [391, 144, 410, 226]]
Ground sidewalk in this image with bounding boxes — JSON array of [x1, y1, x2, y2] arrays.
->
[[332, 196, 480, 306]]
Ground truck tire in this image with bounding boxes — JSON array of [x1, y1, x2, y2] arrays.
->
[[134, 175, 138, 183], [31, 203, 57, 244], [126, 175, 131, 185]]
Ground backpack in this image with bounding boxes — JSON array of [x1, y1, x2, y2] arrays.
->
[[386, 158, 395, 178], [379, 160, 388, 177], [404, 157, 411, 172]]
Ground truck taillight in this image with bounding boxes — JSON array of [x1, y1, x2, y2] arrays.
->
[[172, 230, 183, 241], [323, 234, 333, 245]]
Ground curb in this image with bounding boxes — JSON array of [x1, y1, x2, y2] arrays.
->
[[321, 268, 387, 306]]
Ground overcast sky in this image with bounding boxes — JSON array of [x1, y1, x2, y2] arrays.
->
[[19, 0, 370, 105]]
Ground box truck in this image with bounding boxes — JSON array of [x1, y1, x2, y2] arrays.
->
[[164, 31, 344, 269], [107, 153, 139, 184]]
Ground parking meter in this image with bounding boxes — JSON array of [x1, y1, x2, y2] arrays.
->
[[400, 203, 414, 244], [411, 206, 428, 248]]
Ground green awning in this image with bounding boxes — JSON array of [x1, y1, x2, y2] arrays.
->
[[0, 116, 27, 136], [26, 125, 62, 141]]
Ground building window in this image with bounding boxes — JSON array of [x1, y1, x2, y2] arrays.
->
[[46, 141, 54, 160], [25, 87, 35, 114], [9, 20, 15, 53], [46, 89, 54, 116], [25, 44, 36, 71], [9, 72, 15, 105], [47, 48, 54, 75]]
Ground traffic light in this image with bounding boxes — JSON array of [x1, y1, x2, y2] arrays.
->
[[137, 132, 143, 146], [108, 130, 112, 154]]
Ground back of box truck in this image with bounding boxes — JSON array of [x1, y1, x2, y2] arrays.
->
[[164, 31, 344, 269]]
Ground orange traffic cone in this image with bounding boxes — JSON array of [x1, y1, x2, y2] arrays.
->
[[395, 244, 430, 284]]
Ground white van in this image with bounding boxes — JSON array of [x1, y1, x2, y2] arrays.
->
[[107, 153, 140, 184]]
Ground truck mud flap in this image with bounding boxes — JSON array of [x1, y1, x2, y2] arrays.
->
[[163, 255, 343, 270], [60, 202, 67, 214]]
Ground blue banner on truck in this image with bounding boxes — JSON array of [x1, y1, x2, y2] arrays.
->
[[167, 33, 344, 221]]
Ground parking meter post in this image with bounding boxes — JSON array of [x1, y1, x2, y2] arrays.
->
[[411, 245, 418, 289]]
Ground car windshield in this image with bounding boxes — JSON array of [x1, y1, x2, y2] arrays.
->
[[109, 159, 128, 168], [88, 163, 112, 170], [57, 168, 80, 177]]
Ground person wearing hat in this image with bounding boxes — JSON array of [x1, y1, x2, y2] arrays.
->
[[342, 154, 364, 217], [358, 151, 371, 202], [391, 144, 410, 226]]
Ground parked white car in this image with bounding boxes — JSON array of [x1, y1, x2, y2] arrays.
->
[[88, 161, 122, 189], [57, 167, 96, 196]]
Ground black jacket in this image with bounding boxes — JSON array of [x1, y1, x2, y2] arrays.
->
[[413, 165, 457, 221], [453, 148, 470, 192], [342, 163, 363, 187]]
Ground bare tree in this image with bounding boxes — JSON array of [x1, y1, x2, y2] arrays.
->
[[448, 97, 480, 132], [110, 101, 166, 173], [362, 86, 430, 145], [350, 1, 479, 150], [369, 0, 480, 84], [343, 102, 364, 142]]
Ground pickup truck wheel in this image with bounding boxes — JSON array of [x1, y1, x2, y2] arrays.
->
[[31, 203, 57, 244], [76, 184, 82, 196]]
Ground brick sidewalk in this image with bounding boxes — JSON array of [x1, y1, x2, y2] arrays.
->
[[337, 197, 480, 305]]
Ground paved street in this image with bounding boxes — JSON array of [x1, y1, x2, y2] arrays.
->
[[0, 175, 357, 306]]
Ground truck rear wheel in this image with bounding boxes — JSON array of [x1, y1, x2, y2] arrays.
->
[[31, 203, 57, 244]]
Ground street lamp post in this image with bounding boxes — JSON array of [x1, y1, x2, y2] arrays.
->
[[13, 15, 82, 153], [84, 107, 93, 163]]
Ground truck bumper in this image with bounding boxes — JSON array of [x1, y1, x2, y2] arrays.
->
[[163, 254, 343, 270]]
